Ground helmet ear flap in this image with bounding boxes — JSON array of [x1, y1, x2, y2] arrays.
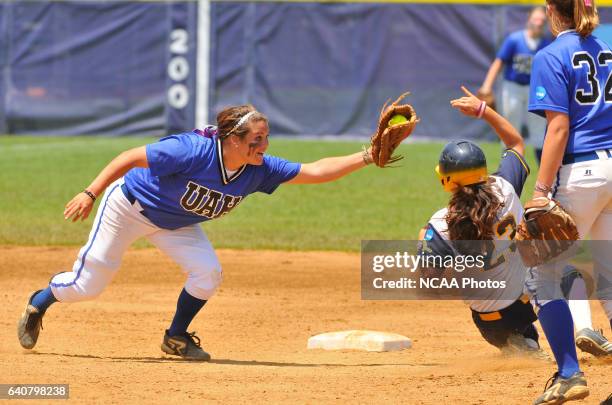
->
[[435, 165, 445, 187], [435, 165, 458, 192]]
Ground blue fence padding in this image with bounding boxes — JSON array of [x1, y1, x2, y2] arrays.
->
[[0, 2, 8, 134], [0, 1, 196, 136], [1, 2, 610, 138], [210, 4, 611, 140], [165, 1, 198, 135]]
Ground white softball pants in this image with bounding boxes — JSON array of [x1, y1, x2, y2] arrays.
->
[[525, 152, 612, 320], [49, 179, 222, 302], [502, 80, 547, 149]]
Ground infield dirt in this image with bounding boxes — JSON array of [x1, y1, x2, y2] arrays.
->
[[2, 246, 610, 404]]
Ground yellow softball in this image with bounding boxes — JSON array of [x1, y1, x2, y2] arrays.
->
[[388, 114, 408, 127]]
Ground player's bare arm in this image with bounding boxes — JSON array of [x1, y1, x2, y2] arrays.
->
[[63, 146, 148, 222], [479, 58, 503, 95], [288, 92, 417, 184], [287, 150, 371, 184], [451, 86, 524, 155], [532, 111, 570, 198]]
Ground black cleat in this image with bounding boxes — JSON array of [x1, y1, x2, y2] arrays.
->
[[161, 330, 211, 361], [533, 371, 589, 405], [17, 290, 44, 349], [575, 328, 612, 357]]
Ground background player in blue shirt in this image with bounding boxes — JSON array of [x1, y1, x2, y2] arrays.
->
[[527, 0, 611, 403], [18, 104, 385, 361], [479, 7, 551, 161]]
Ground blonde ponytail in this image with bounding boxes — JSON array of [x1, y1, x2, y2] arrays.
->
[[573, 0, 599, 37], [547, 0, 599, 37]]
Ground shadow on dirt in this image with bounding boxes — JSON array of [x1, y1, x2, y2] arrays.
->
[[27, 351, 439, 368]]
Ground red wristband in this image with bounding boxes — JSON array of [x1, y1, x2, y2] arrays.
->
[[477, 101, 487, 119]]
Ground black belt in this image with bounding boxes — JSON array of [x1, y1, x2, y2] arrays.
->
[[476, 294, 530, 322], [563, 149, 612, 165], [121, 183, 136, 205]]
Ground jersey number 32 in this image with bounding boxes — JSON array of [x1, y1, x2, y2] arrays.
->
[[573, 51, 612, 104]]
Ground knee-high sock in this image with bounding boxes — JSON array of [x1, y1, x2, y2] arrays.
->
[[538, 299, 580, 378], [31, 287, 58, 314], [567, 277, 593, 332], [168, 288, 207, 337]]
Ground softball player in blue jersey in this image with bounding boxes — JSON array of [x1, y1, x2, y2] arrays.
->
[[17, 105, 379, 361], [479, 7, 551, 158], [481, 5, 608, 356], [526, 0, 612, 402]]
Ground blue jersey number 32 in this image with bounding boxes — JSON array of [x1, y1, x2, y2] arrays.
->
[[572, 51, 612, 104]]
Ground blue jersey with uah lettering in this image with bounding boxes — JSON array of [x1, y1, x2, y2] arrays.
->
[[529, 31, 612, 154], [497, 30, 552, 85], [124, 131, 301, 230]]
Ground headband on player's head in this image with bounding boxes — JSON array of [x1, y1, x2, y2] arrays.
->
[[226, 111, 257, 137]]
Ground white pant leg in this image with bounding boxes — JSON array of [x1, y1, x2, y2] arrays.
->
[[501, 81, 523, 135], [526, 263, 567, 309], [527, 157, 612, 309], [589, 179, 612, 319], [50, 180, 159, 302], [147, 224, 222, 300], [567, 276, 594, 331], [502, 81, 545, 148], [554, 160, 611, 236]]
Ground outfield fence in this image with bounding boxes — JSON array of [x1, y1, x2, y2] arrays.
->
[[0, 1, 610, 138]]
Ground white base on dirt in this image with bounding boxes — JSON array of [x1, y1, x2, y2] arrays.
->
[[307, 330, 412, 352]]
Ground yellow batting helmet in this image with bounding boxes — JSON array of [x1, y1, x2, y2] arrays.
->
[[435, 140, 488, 192]]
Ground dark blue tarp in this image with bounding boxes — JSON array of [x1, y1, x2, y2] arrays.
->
[[0, 1, 196, 136], [0, 2, 7, 134], [1, 2, 611, 138], [213, 3, 495, 138], [166, 1, 198, 135], [210, 3, 612, 139]]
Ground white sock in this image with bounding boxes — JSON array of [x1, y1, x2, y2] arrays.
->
[[567, 277, 593, 332]]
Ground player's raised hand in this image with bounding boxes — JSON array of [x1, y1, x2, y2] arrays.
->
[[64, 192, 95, 222], [450, 86, 483, 118]]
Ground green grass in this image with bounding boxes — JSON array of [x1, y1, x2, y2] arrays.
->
[[0, 136, 538, 251]]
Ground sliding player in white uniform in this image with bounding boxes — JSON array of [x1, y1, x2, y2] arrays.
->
[[418, 87, 541, 354]]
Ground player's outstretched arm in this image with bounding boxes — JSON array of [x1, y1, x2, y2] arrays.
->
[[450, 86, 524, 156], [63, 146, 148, 222], [286, 149, 371, 184], [532, 111, 569, 198]]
